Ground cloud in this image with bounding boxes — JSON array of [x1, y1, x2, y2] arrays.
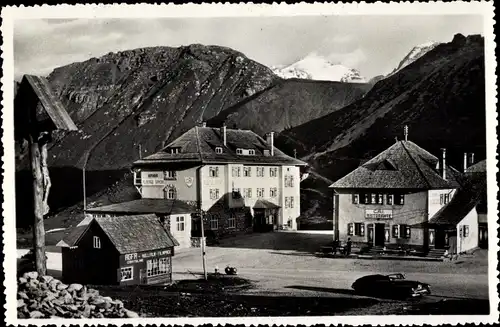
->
[[12, 15, 484, 80]]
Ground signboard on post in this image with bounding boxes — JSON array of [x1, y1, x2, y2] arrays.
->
[[365, 209, 393, 219]]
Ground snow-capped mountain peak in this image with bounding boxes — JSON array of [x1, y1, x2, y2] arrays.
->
[[388, 41, 441, 76], [272, 53, 367, 83]]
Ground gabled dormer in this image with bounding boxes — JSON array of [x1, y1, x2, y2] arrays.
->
[[236, 148, 256, 156]]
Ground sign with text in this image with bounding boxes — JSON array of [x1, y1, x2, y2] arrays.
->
[[124, 249, 172, 264], [365, 209, 393, 219]]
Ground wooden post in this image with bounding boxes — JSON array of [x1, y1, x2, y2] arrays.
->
[[28, 133, 47, 275], [200, 210, 207, 280]]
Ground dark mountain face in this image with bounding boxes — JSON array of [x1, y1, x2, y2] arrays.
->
[[277, 34, 486, 183], [208, 79, 370, 136]]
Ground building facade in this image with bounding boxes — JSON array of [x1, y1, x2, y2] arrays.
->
[[57, 214, 178, 285], [330, 138, 479, 254], [132, 125, 307, 236]]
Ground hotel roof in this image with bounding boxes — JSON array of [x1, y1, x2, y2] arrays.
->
[[133, 126, 307, 166], [330, 140, 462, 190], [85, 199, 197, 215]]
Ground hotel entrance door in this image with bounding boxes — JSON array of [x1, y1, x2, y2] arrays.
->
[[374, 223, 385, 246]]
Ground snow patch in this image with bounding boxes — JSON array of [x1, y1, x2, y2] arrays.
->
[[272, 53, 366, 83]]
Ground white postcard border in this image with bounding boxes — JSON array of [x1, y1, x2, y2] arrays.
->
[[2, 1, 498, 325]]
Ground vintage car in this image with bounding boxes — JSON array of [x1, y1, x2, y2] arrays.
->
[[352, 273, 431, 298]]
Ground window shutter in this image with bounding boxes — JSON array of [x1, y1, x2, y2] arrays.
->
[[348, 223, 354, 236], [360, 224, 365, 236], [392, 225, 399, 238]]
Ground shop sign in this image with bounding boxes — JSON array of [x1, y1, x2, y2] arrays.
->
[[124, 249, 171, 264], [365, 209, 393, 219]]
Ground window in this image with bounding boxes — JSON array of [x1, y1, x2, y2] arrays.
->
[[285, 175, 295, 187], [462, 225, 470, 237], [392, 225, 400, 238], [364, 194, 370, 204], [352, 194, 359, 204], [387, 194, 394, 205], [396, 194, 405, 205], [371, 193, 376, 204], [354, 223, 365, 236], [120, 267, 133, 281], [147, 257, 169, 277], [256, 167, 265, 177], [378, 194, 384, 205], [270, 168, 278, 177], [209, 189, 220, 200], [244, 167, 252, 177], [232, 188, 241, 199], [392, 225, 410, 239], [285, 196, 294, 208], [257, 188, 264, 198], [209, 166, 219, 177], [169, 147, 180, 154], [440, 193, 451, 205], [166, 187, 177, 199], [210, 215, 219, 230], [228, 214, 236, 229], [164, 171, 177, 180], [176, 216, 185, 231], [232, 167, 241, 177], [270, 187, 277, 198], [93, 236, 101, 249], [236, 149, 243, 155], [248, 149, 256, 155], [347, 223, 354, 236], [134, 172, 141, 185], [215, 147, 223, 154], [244, 188, 252, 198], [290, 196, 294, 208]]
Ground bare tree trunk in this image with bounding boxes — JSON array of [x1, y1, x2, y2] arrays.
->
[[29, 134, 47, 275]]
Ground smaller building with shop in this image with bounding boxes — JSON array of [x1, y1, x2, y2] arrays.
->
[[57, 214, 179, 285]]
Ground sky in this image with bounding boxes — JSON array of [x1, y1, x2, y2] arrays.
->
[[14, 15, 483, 80]]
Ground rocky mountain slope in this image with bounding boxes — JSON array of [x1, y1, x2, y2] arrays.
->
[[388, 41, 441, 77], [277, 34, 486, 184], [272, 53, 366, 83]]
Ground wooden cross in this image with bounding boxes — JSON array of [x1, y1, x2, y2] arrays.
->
[[15, 75, 77, 275]]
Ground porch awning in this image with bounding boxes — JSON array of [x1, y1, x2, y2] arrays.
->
[[253, 199, 281, 210]]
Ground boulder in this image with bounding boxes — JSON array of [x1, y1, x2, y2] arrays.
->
[[18, 277, 28, 285], [56, 283, 68, 291], [17, 299, 25, 308], [124, 309, 139, 318], [18, 291, 29, 300], [29, 310, 44, 318], [39, 275, 54, 284], [23, 271, 38, 280], [67, 283, 83, 292]]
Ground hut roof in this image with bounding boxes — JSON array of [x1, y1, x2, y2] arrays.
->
[[133, 126, 306, 166], [330, 140, 462, 190], [95, 214, 179, 253], [57, 214, 180, 252]]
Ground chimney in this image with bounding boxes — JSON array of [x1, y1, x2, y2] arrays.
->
[[201, 121, 207, 127], [463, 152, 468, 173], [266, 132, 275, 156], [469, 152, 475, 165], [404, 125, 408, 142], [220, 123, 227, 146], [440, 148, 447, 180]]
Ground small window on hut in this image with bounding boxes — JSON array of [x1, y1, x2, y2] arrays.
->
[[120, 267, 133, 281], [352, 194, 359, 204], [93, 236, 101, 249], [215, 147, 223, 154]]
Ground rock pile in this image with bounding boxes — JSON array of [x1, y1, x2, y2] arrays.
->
[[17, 271, 139, 319]]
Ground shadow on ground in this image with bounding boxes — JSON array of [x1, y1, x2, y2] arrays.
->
[[215, 232, 333, 253]]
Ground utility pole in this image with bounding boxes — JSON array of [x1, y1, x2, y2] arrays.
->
[[199, 209, 208, 280], [82, 167, 87, 211], [139, 144, 142, 159]]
